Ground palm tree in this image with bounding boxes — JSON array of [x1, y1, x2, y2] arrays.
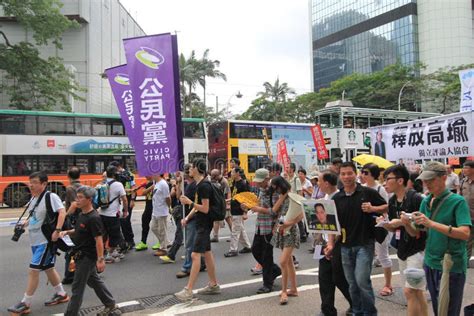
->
[[257, 77, 296, 102], [196, 49, 227, 108], [179, 51, 200, 117]]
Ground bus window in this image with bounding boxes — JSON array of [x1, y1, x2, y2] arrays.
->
[[229, 123, 257, 139], [369, 117, 382, 127], [319, 115, 330, 127], [383, 118, 396, 125], [208, 122, 225, 143], [38, 116, 74, 135], [71, 157, 91, 174], [355, 117, 368, 129], [0, 115, 37, 134], [92, 118, 108, 136], [75, 117, 91, 135], [247, 155, 270, 173], [4, 156, 37, 175], [38, 156, 68, 174], [183, 121, 205, 138], [343, 117, 354, 128], [111, 123, 124, 135], [330, 113, 341, 128]]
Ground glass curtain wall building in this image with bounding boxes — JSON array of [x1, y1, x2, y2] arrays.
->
[[311, 0, 418, 91]]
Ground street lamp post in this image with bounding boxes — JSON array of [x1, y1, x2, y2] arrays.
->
[[398, 81, 411, 112], [225, 91, 243, 117]]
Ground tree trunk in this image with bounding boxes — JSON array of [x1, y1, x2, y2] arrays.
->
[[188, 82, 193, 117], [203, 77, 206, 108]]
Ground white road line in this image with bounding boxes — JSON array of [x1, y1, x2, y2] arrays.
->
[[192, 267, 319, 293], [117, 300, 141, 308], [154, 271, 401, 315]]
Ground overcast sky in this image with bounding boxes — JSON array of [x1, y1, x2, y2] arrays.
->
[[119, 0, 313, 115]]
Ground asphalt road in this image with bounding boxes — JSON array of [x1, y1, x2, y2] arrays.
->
[[0, 204, 397, 316]]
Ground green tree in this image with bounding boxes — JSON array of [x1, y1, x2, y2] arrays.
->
[[257, 77, 295, 102], [197, 49, 226, 109], [0, 0, 83, 111]]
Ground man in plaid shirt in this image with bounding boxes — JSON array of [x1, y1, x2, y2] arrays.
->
[[242, 168, 282, 294]]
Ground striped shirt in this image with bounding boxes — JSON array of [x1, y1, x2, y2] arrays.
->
[[255, 187, 278, 235]]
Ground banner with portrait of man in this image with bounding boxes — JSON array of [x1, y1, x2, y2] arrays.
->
[[301, 199, 340, 235]]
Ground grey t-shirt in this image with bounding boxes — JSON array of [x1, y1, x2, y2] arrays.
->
[[27, 192, 64, 246]]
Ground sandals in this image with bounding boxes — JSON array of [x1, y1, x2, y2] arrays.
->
[[379, 286, 393, 296], [287, 289, 299, 297], [279, 292, 288, 305]]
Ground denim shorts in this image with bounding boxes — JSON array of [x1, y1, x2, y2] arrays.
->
[[30, 243, 56, 271]]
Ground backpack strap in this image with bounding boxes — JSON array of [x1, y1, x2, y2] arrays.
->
[[45, 191, 54, 219], [429, 192, 453, 221]]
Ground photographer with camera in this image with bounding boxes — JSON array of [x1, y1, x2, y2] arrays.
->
[[8, 171, 69, 315], [381, 165, 428, 316], [61, 185, 121, 316]]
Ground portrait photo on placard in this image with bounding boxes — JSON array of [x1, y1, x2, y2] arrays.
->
[[302, 199, 340, 235]]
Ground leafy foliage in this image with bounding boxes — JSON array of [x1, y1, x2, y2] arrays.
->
[[0, 0, 83, 111]]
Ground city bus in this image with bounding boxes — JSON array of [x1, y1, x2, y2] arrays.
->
[[314, 100, 439, 163], [208, 101, 438, 180], [0, 109, 208, 207]]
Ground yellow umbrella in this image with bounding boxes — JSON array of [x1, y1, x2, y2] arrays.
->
[[352, 154, 395, 169]]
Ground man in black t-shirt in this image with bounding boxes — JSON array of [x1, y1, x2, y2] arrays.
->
[[61, 186, 120, 316], [175, 159, 221, 301], [225, 167, 252, 257], [381, 165, 428, 315], [329, 162, 387, 316]]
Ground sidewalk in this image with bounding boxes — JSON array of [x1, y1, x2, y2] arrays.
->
[[126, 269, 474, 316]]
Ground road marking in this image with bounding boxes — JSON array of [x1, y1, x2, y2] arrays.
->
[[155, 271, 401, 315], [117, 300, 141, 308]]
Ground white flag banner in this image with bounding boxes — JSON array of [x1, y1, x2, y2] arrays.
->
[[459, 69, 474, 112], [370, 111, 473, 161]]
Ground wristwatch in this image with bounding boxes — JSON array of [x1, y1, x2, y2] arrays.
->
[[55, 228, 61, 232], [97, 256, 105, 262]]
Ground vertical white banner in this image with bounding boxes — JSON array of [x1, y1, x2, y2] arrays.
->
[[459, 68, 474, 112]]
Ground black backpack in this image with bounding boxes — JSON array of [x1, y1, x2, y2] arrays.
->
[[206, 181, 226, 222], [41, 192, 72, 252]]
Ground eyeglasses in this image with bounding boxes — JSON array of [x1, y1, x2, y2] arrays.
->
[[384, 177, 399, 181]]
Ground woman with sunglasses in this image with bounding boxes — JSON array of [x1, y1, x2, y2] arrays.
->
[[269, 176, 303, 305]]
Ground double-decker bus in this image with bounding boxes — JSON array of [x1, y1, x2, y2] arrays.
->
[[0, 109, 207, 207], [314, 101, 439, 163], [208, 102, 438, 180]]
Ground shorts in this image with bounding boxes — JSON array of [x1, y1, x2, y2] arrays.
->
[[193, 226, 212, 254], [30, 243, 56, 271], [100, 215, 123, 248], [225, 210, 231, 218], [398, 252, 426, 290]]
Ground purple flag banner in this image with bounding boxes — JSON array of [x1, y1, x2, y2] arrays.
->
[[104, 65, 136, 146], [123, 33, 183, 176]]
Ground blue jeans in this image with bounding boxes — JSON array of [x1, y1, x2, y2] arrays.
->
[[341, 242, 377, 316], [182, 220, 197, 272], [424, 264, 466, 316]]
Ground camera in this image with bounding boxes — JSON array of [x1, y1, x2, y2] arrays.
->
[[11, 224, 25, 242]]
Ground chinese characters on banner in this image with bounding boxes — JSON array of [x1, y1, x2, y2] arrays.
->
[[123, 33, 183, 176], [310, 124, 329, 159], [276, 139, 291, 173], [459, 69, 474, 112], [370, 111, 473, 161], [105, 65, 136, 146]]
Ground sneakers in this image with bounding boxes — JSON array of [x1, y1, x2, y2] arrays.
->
[[44, 293, 70, 306], [7, 302, 31, 314], [251, 266, 263, 275], [159, 255, 175, 263], [111, 250, 125, 259], [135, 241, 148, 251], [175, 287, 193, 301], [152, 242, 161, 250], [239, 247, 252, 254], [224, 251, 238, 257], [176, 271, 190, 278], [105, 253, 120, 264], [210, 236, 219, 243], [197, 283, 221, 295], [97, 304, 122, 316]]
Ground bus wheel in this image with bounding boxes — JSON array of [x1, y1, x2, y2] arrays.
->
[[47, 182, 67, 201], [4, 183, 31, 208]]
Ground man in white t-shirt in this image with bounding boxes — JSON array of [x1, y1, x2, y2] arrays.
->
[[298, 169, 313, 199], [151, 174, 171, 257], [8, 172, 69, 315], [99, 166, 128, 264], [445, 165, 460, 194]]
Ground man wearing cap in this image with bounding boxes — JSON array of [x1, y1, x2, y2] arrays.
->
[[309, 171, 325, 199], [460, 160, 474, 265], [406, 161, 471, 316], [242, 168, 281, 294]]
